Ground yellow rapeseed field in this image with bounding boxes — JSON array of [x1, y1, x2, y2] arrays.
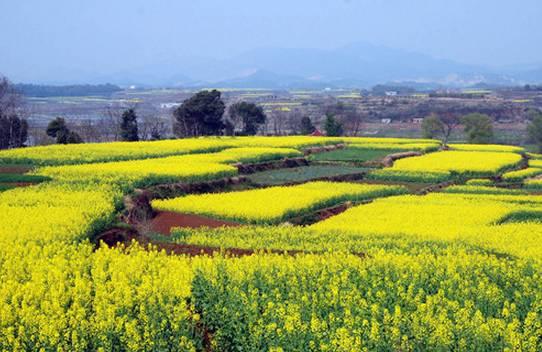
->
[[1, 136, 541, 351]]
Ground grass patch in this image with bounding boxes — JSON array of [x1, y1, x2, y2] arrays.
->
[[248, 165, 369, 185], [0, 184, 15, 192], [0, 174, 51, 183], [309, 147, 397, 162]]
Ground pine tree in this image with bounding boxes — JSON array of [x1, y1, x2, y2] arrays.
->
[[120, 109, 139, 141]]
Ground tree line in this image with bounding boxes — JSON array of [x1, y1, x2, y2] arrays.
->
[[421, 111, 542, 151], [2, 74, 542, 152]]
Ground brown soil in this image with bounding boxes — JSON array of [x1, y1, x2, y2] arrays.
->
[[0, 182, 36, 188], [149, 211, 240, 235], [303, 143, 346, 155], [0, 165, 33, 174], [381, 151, 422, 167], [288, 202, 353, 225], [94, 225, 309, 258]]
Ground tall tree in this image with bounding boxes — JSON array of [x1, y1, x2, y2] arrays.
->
[[0, 75, 28, 149], [173, 90, 225, 137], [46, 117, 82, 144], [527, 111, 542, 153], [228, 101, 266, 135], [462, 113, 494, 144], [324, 113, 343, 136], [299, 116, 316, 135], [120, 108, 139, 141], [0, 113, 28, 149]]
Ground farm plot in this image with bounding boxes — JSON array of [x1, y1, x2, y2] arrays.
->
[[2, 136, 542, 351], [248, 165, 369, 185], [369, 150, 523, 182], [152, 181, 406, 224], [36, 147, 300, 189], [313, 192, 542, 237], [0, 136, 330, 166], [309, 147, 398, 163]]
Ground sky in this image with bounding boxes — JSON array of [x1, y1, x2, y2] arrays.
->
[[0, 0, 541, 82]]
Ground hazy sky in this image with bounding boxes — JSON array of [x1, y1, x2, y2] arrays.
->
[[1, 0, 541, 82]]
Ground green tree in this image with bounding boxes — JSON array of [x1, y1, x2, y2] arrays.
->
[[462, 113, 494, 144], [46, 117, 69, 139], [421, 114, 445, 139], [46, 117, 82, 144], [324, 113, 343, 136], [173, 90, 225, 137], [299, 116, 316, 135], [421, 113, 459, 146], [228, 101, 266, 135], [527, 111, 542, 153], [120, 108, 139, 141]]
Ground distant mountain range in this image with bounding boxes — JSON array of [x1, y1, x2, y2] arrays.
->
[[20, 42, 542, 89]]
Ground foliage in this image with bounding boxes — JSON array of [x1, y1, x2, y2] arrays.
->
[[173, 90, 225, 137], [46, 117, 83, 144], [527, 111, 542, 153], [299, 116, 315, 135], [324, 114, 343, 137], [120, 108, 139, 142], [228, 101, 266, 135], [421, 113, 459, 145], [421, 113, 445, 139], [462, 113, 494, 144]]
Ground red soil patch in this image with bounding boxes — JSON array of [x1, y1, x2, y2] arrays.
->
[[1, 182, 36, 188], [95, 226, 306, 257], [150, 211, 240, 235], [0, 166, 33, 174]]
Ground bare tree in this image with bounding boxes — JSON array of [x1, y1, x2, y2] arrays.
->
[[0, 76, 23, 116], [98, 106, 124, 141], [72, 119, 101, 143], [270, 110, 288, 135], [286, 109, 304, 135], [139, 115, 170, 140], [0, 75, 29, 149], [342, 108, 365, 136], [440, 112, 461, 146]]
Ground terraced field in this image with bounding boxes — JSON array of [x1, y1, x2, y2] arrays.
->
[[1, 136, 542, 351]]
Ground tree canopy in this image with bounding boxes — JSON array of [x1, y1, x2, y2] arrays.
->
[[462, 113, 494, 144], [173, 90, 225, 137], [228, 101, 266, 135], [46, 117, 82, 144], [299, 116, 316, 135]]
